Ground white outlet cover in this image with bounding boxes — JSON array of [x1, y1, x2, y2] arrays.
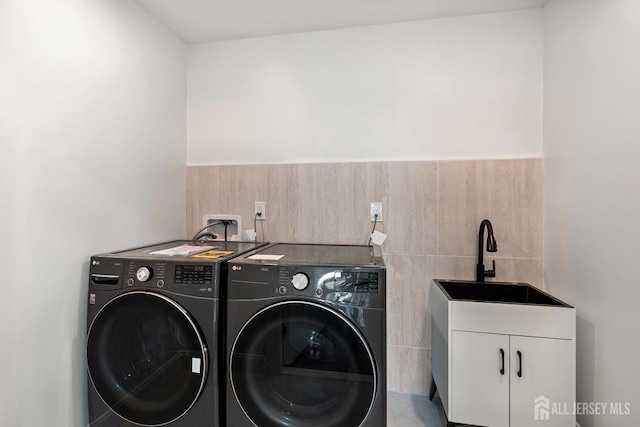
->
[[255, 201, 266, 221], [370, 202, 383, 221]]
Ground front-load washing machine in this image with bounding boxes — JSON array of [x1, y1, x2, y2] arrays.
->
[[225, 243, 386, 427], [86, 240, 267, 427]]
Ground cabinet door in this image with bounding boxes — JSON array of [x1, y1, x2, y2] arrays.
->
[[451, 331, 510, 427], [510, 336, 575, 427]]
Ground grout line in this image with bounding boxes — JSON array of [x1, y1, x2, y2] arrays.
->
[[488, 158, 493, 219], [296, 163, 302, 242], [439, 255, 544, 261], [383, 253, 439, 258], [435, 161, 440, 262], [389, 345, 430, 350], [541, 158, 546, 291], [383, 253, 543, 261]]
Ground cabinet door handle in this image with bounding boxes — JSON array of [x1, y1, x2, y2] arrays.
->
[[500, 349, 505, 375], [517, 351, 523, 378]]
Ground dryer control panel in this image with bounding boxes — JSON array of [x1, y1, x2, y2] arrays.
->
[[228, 264, 385, 308]]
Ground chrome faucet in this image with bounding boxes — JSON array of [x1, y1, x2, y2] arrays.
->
[[477, 219, 497, 282]]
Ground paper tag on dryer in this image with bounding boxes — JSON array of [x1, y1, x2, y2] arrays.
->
[[192, 358, 201, 374], [370, 231, 387, 246], [248, 254, 285, 261]]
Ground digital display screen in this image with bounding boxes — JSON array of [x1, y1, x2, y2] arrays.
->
[[351, 272, 379, 293], [174, 265, 213, 285]]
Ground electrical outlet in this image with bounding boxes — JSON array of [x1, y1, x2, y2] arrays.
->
[[255, 201, 266, 221], [370, 202, 383, 222]]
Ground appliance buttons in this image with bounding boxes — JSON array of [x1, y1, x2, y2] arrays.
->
[[126, 278, 134, 286], [291, 272, 309, 291], [157, 279, 165, 288], [278, 286, 287, 294], [315, 288, 323, 297]]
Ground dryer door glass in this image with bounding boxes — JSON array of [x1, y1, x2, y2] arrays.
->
[[87, 291, 208, 426], [231, 301, 376, 427]]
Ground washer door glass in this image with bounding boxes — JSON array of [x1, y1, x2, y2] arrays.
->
[[87, 291, 208, 426], [231, 301, 376, 427]]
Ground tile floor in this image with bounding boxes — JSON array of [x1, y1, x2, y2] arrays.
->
[[387, 392, 449, 427], [387, 392, 477, 427]]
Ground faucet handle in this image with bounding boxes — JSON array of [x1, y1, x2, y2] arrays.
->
[[484, 259, 496, 278]]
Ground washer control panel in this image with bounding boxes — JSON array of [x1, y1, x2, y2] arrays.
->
[[88, 260, 218, 297]]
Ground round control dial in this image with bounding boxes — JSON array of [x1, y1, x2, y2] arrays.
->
[[136, 266, 153, 282], [291, 272, 309, 291]]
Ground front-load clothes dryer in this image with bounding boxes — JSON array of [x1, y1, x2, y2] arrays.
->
[[86, 240, 267, 427], [225, 243, 386, 427]]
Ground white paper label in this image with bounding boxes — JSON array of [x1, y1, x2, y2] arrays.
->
[[149, 245, 215, 256], [192, 358, 201, 374], [370, 230, 387, 246], [248, 254, 285, 260]]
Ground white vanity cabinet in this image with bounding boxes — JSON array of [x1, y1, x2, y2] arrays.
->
[[452, 331, 574, 427], [451, 331, 510, 426], [431, 279, 576, 427]]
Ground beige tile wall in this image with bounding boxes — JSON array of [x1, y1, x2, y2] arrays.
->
[[186, 158, 543, 395]]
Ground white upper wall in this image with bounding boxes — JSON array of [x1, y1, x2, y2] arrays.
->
[[187, 9, 543, 165], [0, 1, 186, 425], [544, 0, 640, 425]]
